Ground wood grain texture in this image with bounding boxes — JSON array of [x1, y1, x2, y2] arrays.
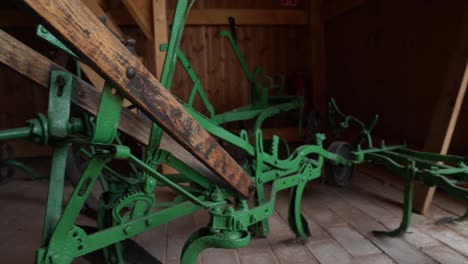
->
[[152, 0, 168, 78], [0, 29, 220, 189], [21, 0, 251, 196], [122, 0, 153, 40], [109, 8, 307, 26]]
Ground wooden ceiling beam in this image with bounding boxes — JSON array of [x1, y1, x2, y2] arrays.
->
[[121, 0, 154, 40], [0, 8, 307, 28], [321, 0, 367, 22], [110, 8, 308, 26]]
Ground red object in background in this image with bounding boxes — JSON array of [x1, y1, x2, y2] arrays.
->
[[280, 0, 297, 7]]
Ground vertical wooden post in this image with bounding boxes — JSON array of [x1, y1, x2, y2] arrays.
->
[[151, 0, 174, 174], [415, 10, 468, 215], [308, 0, 327, 116], [152, 0, 169, 79]]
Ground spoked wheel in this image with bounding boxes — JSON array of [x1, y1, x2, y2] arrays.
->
[[325, 141, 354, 187]]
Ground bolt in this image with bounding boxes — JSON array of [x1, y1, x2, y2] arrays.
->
[[98, 15, 107, 25], [126, 67, 136, 79]]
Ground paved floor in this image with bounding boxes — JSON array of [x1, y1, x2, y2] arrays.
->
[[1, 160, 468, 264]]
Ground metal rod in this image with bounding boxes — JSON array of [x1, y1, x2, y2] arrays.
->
[[0, 126, 31, 141]]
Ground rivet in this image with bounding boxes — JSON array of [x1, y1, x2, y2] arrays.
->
[[126, 67, 136, 79]]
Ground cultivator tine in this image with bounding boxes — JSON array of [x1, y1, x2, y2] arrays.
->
[[288, 183, 311, 241], [21, 0, 252, 197], [373, 180, 414, 237], [180, 227, 250, 264]]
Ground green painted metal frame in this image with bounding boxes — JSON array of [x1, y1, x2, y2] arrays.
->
[[158, 25, 304, 135], [328, 97, 468, 237], [6, 0, 467, 263], [0, 1, 342, 263]]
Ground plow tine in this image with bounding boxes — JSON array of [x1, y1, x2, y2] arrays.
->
[[20, 0, 252, 197]]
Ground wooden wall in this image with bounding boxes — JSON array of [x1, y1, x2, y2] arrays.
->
[[325, 0, 467, 151], [165, 0, 308, 115], [0, 27, 52, 156]]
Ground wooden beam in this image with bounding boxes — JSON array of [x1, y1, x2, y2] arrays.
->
[[111, 8, 308, 26], [81, 0, 124, 36], [0, 29, 217, 189], [80, 0, 136, 110], [1, 8, 307, 27], [416, 10, 468, 215], [22, 0, 251, 197], [321, 0, 367, 22], [122, 0, 153, 40], [152, 0, 168, 78], [308, 0, 327, 117]]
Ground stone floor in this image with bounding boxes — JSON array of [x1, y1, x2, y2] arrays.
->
[[1, 159, 468, 263]]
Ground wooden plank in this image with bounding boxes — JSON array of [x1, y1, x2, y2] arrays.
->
[[81, 0, 124, 36], [0, 9, 308, 27], [180, 9, 307, 25], [0, 29, 219, 189], [327, 226, 381, 257], [166, 215, 199, 264], [305, 239, 353, 264], [321, 0, 368, 22], [422, 245, 468, 264], [267, 213, 318, 264], [80, 0, 136, 110], [313, 187, 437, 264], [351, 254, 395, 264], [152, 0, 169, 78], [419, 225, 468, 258], [302, 203, 346, 228], [22, 0, 251, 197], [109, 8, 308, 26], [416, 8, 468, 215], [122, 0, 153, 40]]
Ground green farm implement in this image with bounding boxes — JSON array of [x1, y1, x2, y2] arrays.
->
[[325, 98, 468, 236], [0, 1, 467, 264]]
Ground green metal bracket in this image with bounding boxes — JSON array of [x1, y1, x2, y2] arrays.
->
[[36, 25, 79, 60]]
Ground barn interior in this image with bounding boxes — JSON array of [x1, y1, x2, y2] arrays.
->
[[0, 0, 467, 263]]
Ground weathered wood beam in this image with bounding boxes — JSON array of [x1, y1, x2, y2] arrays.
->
[[321, 0, 367, 22], [0, 29, 217, 187], [81, 0, 124, 37], [152, 0, 168, 78], [122, 0, 153, 40], [21, 0, 251, 197]]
